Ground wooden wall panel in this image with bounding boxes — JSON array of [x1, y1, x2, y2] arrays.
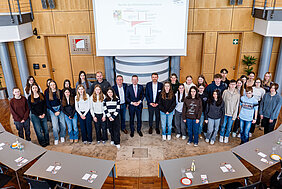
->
[[242, 32, 262, 53], [204, 74, 214, 84], [187, 9, 194, 32], [189, 0, 195, 8], [193, 9, 232, 31], [90, 11, 95, 33], [25, 37, 47, 56], [269, 53, 278, 76], [194, 0, 232, 8], [202, 54, 215, 74], [204, 32, 217, 54], [27, 56, 50, 76], [272, 38, 281, 53], [53, 11, 91, 34], [30, 0, 51, 13], [53, 0, 89, 11], [32, 12, 55, 34], [231, 8, 254, 31], [7, 42, 16, 57], [89, 0, 93, 10], [71, 56, 94, 76]]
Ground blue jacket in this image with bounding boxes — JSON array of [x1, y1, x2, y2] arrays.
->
[[259, 92, 282, 120], [145, 82, 163, 106], [205, 81, 226, 97], [126, 84, 144, 108], [112, 83, 127, 104]]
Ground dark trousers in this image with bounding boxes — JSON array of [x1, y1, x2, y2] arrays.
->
[[108, 116, 120, 145], [94, 114, 107, 141], [232, 118, 240, 133], [120, 104, 127, 130], [79, 112, 92, 142], [129, 105, 142, 132], [30, 114, 49, 146], [148, 105, 160, 129], [14, 118, 31, 141], [262, 117, 277, 134]]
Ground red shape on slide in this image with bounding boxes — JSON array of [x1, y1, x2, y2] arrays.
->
[[131, 21, 147, 27]]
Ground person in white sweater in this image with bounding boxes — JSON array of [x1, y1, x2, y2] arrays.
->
[[183, 75, 196, 95], [75, 84, 92, 144], [175, 84, 187, 139], [90, 85, 107, 144]]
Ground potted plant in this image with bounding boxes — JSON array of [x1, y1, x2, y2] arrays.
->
[[242, 55, 257, 75]]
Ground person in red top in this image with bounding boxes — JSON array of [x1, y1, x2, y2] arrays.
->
[[9, 87, 31, 141]]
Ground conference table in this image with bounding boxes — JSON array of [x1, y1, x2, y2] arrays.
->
[[0, 123, 5, 133], [0, 131, 47, 189], [232, 129, 282, 181], [25, 150, 116, 189], [159, 151, 252, 189]]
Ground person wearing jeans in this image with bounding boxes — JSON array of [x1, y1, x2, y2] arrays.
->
[[28, 83, 49, 147], [61, 88, 78, 143], [220, 80, 240, 143], [238, 87, 258, 144], [198, 84, 208, 137], [182, 86, 202, 147], [158, 82, 176, 141], [10, 87, 31, 141], [175, 84, 186, 139]]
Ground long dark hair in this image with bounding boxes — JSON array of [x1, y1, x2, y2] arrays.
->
[[177, 84, 185, 102], [30, 83, 44, 103], [63, 79, 72, 89], [187, 86, 199, 99], [105, 87, 118, 101], [25, 76, 36, 95], [61, 88, 74, 107], [161, 82, 174, 100], [78, 71, 89, 89], [208, 89, 223, 106], [48, 80, 60, 100], [197, 75, 208, 86]]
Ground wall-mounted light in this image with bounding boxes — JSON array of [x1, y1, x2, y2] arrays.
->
[[237, 0, 243, 5], [229, 0, 236, 5], [33, 28, 41, 39]]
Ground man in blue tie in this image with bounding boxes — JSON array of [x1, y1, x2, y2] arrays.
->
[[126, 75, 144, 137], [145, 73, 163, 134], [112, 75, 128, 134]]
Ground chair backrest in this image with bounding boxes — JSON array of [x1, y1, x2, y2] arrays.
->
[[24, 177, 50, 189], [54, 184, 68, 189], [237, 181, 262, 189]]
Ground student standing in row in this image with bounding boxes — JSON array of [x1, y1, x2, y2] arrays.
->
[[260, 83, 282, 134], [205, 90, 225, 145], [10, 87, 31, 141], [170, 73, 180, 94], [220, 69, 230, 89], [24, 76, 42, 98], [175, 84, 186, 139], [232, 79, 244, 137], [197, 75, 208, 87], [75, 85, 92, 144], [104, 88, 121, 149], [205, 74, 226, 97], [238, 87, 258, 144], [63, 79, 76, 96], [262, 72, 273, 93], [61, 88, 78, 143], [90, 71, 111, 95], [183, 75, 196, 95], [46, 80, 66, 145], [198, 84, 208, 138], [183, 86, 202, 147], [219, 80, 240, 143], [76, 71, 92, 95], [158, 82, 176, 141], [90, 85, 107, 144], [28, 83, 49, 146]]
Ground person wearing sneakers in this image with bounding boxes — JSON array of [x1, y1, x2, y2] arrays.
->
[[219, 80, 240, 144], [175, 84, 186, 140], [238, 87, 258, 144], [61, 88, 79, 143], [159, 82, 176, 141], [198, 84, 208, 138], [232, 79, 244, 138], [46, 80, 66, 145], [182, 86, 202, 147], [103, 88, 121, 149], [90, 85, 107, 144], [205, 90, 225, 145]]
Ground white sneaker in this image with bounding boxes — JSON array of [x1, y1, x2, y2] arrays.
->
[[232, 132, 237, 138], [219, 136, 224, 143], [249, 133, 252, 138], [60, 137, 65, 143], [176, 134, 181, 138], [194, 144, 198, 147], [182, 136, 186, 140], [116, 144, 120, 149], [102, 141, 106, 144], [54, 140, 59, 145], [205, 138, 209, 143], [110, 141, 114, 145], [210, 140, 215, 145], [167, 135, 171, 141], [224, 137, 229, 143], [187, 142, 191, 145], [97, 141, 101, 144], [237, 133, 241, 138], [88, 142, 92, 144], [83, 141, 87, 144], [162, 135, 166, 141]]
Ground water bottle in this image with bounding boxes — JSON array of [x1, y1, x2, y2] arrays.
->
[[191, 160, 196, 172]]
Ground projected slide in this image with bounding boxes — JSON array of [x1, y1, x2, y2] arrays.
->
[[93, 0, 189, 56]]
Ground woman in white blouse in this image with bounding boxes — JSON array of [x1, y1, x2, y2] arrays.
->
[[75, 85, 92, 144]]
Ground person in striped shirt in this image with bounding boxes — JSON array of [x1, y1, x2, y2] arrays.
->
[[104, 88, 121, 149]]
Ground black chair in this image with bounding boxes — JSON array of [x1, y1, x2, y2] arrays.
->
[[219, 181, 263, 189], [0, 165, 15, 189], [54, 185, 68, 189], [24, 177, 51, 189], [237, 181, 262, 189]]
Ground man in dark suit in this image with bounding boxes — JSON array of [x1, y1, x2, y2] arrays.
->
[[126, 75, 144, 137], [112, 75, 128, 134], [145, 73, 163, 134]]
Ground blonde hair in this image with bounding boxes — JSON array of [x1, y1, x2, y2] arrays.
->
[[263, 72, 272, 87], [92, 85, 104, 102], [76, 84, 88, 101]]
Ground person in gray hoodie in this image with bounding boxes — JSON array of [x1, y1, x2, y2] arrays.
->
[[205, 89, 225, 145], [259, 83, 282, 134]]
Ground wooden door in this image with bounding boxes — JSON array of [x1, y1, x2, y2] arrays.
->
[[46, 36, 73, 89], [180, 34, 204, 83], [215, 33, 242, 79]]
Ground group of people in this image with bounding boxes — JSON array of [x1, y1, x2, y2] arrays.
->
[[9, 69, 282, 149]]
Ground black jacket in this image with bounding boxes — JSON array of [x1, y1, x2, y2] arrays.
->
[[158, 94, 176, 113]]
